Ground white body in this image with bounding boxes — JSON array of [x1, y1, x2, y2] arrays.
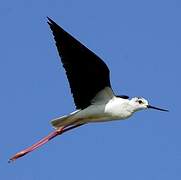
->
[[51, 98, 130, 128], [47, 18, 167, 130], [51, 87, 146, 128]]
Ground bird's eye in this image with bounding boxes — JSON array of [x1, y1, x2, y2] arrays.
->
[[138, 100, 143, 104]]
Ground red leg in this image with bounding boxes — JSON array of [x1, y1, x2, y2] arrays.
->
[[9, 123, 84, 163], [9, 126, 65, 162]]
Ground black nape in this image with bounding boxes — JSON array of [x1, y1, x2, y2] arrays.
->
[[116, 95, 129, 99]]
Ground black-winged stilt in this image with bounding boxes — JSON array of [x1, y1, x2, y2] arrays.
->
[[9, 17, 168, 162]]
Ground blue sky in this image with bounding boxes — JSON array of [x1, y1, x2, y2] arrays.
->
[[1, 0, 181, 179]]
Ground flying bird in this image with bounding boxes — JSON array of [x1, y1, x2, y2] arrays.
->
[[9, 17, 168, 162]]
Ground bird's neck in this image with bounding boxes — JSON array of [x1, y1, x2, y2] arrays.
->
[[127, 101, 142, 113]]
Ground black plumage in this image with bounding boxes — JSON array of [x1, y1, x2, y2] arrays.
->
[[116, 95, 129, 99], [47, 17, 111, 109]]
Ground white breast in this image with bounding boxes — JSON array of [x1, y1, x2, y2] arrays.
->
[[73, 96, 133, 124], [104, 97, 133, 120]]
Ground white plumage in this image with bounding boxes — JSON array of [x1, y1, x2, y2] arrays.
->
[[51, 87, 149, 128], [9, 17, 168, 162]]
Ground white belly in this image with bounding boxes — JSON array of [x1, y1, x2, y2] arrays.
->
[[51, 97, 133, 128], [73, 98, 133, 124]]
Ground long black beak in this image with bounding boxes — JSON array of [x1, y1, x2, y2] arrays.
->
[[147, 105, 169, 112]]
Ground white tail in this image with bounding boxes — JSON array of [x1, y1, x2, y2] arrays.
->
[[51, 115, 68, 128], [51, 110, 80, 129]]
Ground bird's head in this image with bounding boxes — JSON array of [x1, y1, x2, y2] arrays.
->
[[130, 97, 168, 112]]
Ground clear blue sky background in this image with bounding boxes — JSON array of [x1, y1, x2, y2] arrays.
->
[[1, 0, 180, 179]]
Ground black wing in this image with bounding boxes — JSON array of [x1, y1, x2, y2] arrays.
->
[[47, 17, 112, 109], [116, 95, 129, 99]]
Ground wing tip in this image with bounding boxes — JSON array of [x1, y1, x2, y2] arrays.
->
[[47, 17, 65, 34], [47, 16, 54, 26]]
